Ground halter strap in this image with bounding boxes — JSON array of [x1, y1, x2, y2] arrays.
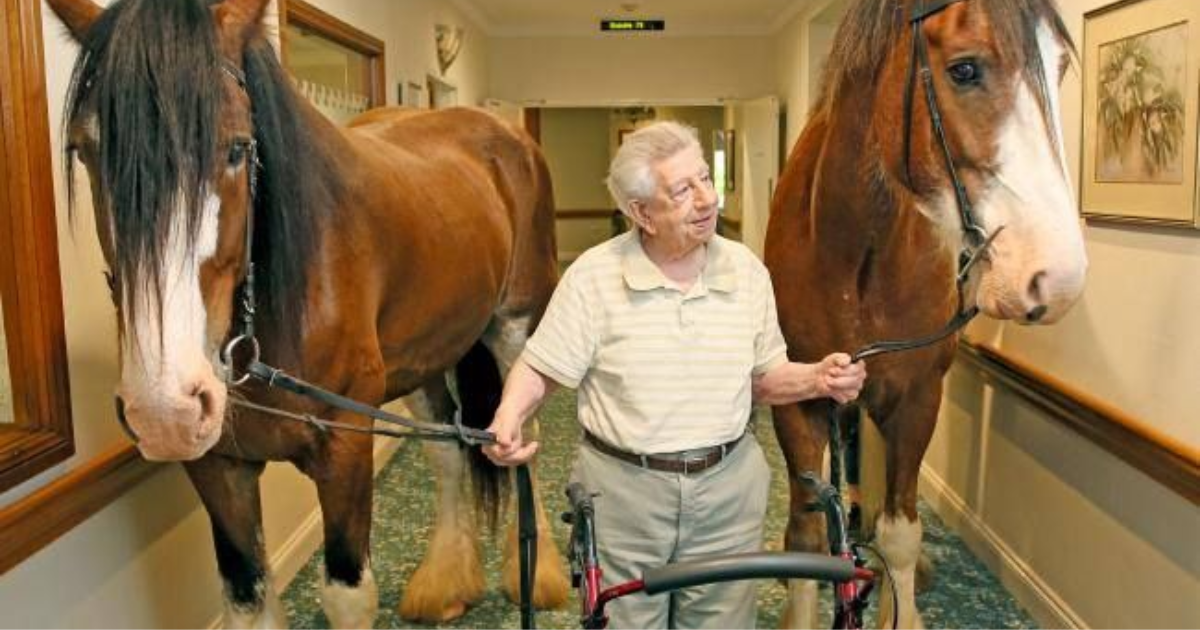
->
[[901, 0, 987, 251]]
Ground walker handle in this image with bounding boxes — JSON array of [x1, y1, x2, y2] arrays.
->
[[641, 552, 855, 595]]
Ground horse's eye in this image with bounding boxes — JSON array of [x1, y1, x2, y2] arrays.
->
[[947, 60, 981, 86], [228, 143, 247, 167]]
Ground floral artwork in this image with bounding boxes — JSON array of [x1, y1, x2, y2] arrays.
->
[[1095, 22, 1187, 183]]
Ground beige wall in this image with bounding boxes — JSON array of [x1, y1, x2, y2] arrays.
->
[[773, 0, 844, 153], [308, 0, 491, 108], [489, 35, 774, 106], [0, 0, 486, 625], [542, 108, 613, 211]]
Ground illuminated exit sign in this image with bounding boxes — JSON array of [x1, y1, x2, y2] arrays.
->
[[600, 19, 665, 32]]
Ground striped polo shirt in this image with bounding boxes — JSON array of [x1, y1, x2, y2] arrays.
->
[[522, 231, 788, 454]]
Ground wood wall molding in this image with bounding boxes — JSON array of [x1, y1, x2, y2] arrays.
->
[[0, 445, 158, 575], [957, 341, 1200, 505]]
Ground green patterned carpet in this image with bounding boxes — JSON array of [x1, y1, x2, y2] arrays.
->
[[281, 389, 1037, 628]]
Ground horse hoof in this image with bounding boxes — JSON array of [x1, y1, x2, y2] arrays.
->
[[438, 601, 467, 622]]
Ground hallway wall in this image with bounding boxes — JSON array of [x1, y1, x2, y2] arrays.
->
[[489, 35, 774, 105]]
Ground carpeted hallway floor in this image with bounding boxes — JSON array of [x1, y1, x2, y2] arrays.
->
[[280, 388, 1037, 629]]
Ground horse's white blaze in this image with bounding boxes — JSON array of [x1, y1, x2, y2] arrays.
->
[[974, 20, 1087, 321], [222, 580, 287, 629], [875, 513, 925, 630], [117, 191, 225, 460], [320, 562, 379, 630]]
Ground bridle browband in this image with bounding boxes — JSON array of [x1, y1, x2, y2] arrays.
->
[[851, 0, 999, 362], [213, 60, 496, 447]]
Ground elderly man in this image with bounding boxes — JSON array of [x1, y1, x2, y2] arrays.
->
[[484, 121, 866, 629]]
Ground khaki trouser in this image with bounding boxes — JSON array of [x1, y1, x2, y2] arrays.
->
[[570, 433, 772, 629]]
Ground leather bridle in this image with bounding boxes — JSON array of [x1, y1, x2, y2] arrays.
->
[[852, 0, 1000, 362]]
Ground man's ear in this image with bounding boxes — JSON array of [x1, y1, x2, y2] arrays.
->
[[628, 200, 655, 235]]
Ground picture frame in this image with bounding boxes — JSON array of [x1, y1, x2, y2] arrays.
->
[[1081, 0, 1200, 227]]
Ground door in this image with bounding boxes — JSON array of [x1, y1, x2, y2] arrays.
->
[[726, 96, 780, 258]]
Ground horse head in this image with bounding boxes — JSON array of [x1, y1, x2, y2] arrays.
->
[[868, 0, 1087, 324], [48, 0, 277, 461]]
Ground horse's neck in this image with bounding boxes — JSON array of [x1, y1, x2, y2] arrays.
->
[[812, 93, 940, 271]]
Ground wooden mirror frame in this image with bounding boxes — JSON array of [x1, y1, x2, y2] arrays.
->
[[0, 0, 74, 494]]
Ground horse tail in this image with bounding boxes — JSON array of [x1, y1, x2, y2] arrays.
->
[[455, 340, 509, 532]]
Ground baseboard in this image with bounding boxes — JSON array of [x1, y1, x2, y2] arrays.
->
[[919, 466, 1087, 629], [207, 436, 405, 628]]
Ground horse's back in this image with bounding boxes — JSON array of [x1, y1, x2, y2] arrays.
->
[[340, 106, 557, 372]]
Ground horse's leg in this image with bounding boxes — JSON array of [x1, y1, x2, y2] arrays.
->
[[399, 380, 485, 622], [482, 316, 570, 610], [873, 381, 942, 630], [772, 400, 832, 630], [305, 423, 379, 630], [183, 455, 286, 629]]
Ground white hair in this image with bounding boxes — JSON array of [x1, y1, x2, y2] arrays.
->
[[606, 121, 702, 216]]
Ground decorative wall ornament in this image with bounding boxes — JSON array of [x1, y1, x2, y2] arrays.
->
[[435, 23, 464, 75], [1081, 0, 1200, 228]]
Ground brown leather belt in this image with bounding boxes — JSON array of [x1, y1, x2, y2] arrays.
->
[[583, 431, 744, 475]]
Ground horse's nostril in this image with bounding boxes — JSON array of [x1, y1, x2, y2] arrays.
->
[[1026, 304, 1048, 323], [197, 387, 217, 418], [1027, 270, 1047, 305]]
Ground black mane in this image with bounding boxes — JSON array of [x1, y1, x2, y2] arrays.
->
[[64, 0, 339, 356]]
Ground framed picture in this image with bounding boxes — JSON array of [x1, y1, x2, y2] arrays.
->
[[1081, 0, 1200, 227]]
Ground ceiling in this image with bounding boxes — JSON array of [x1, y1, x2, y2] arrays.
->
[[449, 0, 819, 37]]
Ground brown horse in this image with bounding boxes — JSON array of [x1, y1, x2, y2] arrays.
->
[[765, 0, 1087, 627], [46, 0, 568, 626]]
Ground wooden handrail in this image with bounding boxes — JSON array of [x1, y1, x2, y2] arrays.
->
[[957, 341, 1199, 505], [0, 445, 157, 575]]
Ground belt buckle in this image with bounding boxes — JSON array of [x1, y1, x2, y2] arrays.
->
[[682, 455, 708, 475]]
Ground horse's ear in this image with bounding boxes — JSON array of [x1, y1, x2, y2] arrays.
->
[[44, 0, 103, 42], [211, 0, 270, 49]]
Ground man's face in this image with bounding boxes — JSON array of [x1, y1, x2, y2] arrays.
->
[[631, 146, 719, 254]]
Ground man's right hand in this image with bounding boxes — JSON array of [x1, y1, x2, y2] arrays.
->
[[482, 410, 539, 467]]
